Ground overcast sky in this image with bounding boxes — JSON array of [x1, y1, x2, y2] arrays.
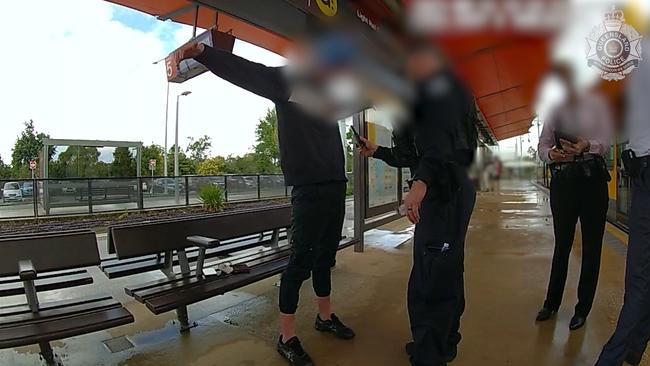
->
[[0, 0, 647, 163], [0, 0, 285, 162]]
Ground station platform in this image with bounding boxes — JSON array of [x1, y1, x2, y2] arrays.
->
[[0, 180, 639, 366]]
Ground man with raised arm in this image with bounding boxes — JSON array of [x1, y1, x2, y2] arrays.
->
[[177, 41, 355, 366]]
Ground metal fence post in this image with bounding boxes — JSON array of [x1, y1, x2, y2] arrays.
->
[[137, 177, 144, 210], [87, 179, 93, 214], [224, 176, 229, 202], [257, 175, 261, 199], [32, 178, 38, 218], [185, 176, 190, 206]]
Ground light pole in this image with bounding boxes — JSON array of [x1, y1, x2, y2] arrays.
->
[[174, 90, 192, 203], [152, 59, 171, 177]]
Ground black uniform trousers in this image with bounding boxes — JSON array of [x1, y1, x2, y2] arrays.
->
[[597, 167, 650, 365], [279, 181, 347, 315], [544, 165, 609, 317], [408, 175, 476, 366]]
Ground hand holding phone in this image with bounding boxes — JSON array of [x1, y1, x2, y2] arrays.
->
[[351, 127, 366, 148]]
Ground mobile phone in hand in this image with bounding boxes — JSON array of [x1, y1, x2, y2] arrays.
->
[[555, 130, 579, 149], [351, 126, 366, 148]]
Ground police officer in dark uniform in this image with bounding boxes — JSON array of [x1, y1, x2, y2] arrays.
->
[[596, 38, 650, 366], [360, 44, 477, 366]]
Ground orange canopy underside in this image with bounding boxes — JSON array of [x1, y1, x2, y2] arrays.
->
[[107, 0, 551, 141]]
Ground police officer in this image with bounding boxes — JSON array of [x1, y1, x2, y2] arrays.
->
[[360, 43, 477, 366], [535, 64, 613, 331], [596, 38, 650, 366]]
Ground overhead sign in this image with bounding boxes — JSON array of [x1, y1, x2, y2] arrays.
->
[[165, 29, 236, 83], [316, 0, 338, 17]]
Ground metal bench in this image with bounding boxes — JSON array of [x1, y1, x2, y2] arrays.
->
[[104, 205, 293, 332], [0, 230, 134, 365]]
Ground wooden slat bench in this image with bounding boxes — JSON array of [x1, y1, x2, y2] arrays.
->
[[104, 205, 294, 332], [0, 230, 134, 365]]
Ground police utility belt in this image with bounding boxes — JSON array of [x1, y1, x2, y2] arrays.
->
[[622, 150, 650, 178], [550, 154, 610, 181]]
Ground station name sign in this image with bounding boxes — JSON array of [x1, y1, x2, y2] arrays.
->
[[286, 0, 379, 31]]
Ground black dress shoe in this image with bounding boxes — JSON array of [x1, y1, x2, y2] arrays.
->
[[569, 315, 586, 331], [536, 308, 557, 322], [446, 345, 458, 363], [625, 351, 643, 365], [406, 341, 457, 363], [315, 314, 355, 340], [277, 336, 314, 366]]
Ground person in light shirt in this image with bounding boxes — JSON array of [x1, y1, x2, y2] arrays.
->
[[535, 63, 613, 331]]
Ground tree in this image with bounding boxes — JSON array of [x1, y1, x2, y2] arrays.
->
[[0, 155, 11, 179], [252, 108, 281, 173], [167, 145, 196, 176], [112, 147, 135, 177], [140, 143, 165, 176], [224, 154, 258, 174], [186, 135, 212, 163], [197, 156, 226, 175], [11, 120, 53, 178], [51, 146, 100, 178]]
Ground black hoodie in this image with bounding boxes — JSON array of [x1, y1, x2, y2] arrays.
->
[[194, 46, 347, 187]]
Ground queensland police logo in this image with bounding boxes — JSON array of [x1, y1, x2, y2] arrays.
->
[[586, 8, 643, 81], [316, 0, 337, 17]]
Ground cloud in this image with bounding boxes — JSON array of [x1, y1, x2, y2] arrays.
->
[[0, 0, 285, 165]]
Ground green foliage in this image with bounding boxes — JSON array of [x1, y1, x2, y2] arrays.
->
[[223, 153, 258, 174], [11, 120, 53, 178], [167, 146, 196, 176], [111, 147, 136, 177], [186, 135, 212, 164], [252, 109, 281, 173], [50, 146, 101, 178], [197, 156, 226, 175], [198, 184, 226, 212], [0, 155, 11, 179], [141, 144, 164, 176]]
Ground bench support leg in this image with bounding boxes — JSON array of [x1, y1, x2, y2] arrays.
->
[[39, 342, 60, 365], [176, 305, 196, 333]]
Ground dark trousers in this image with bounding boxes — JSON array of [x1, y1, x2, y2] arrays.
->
[[544, 173, 609, 317], [279, 181, 346, 315], [597, 168, 650, 365], [408, 176, 476, 366]]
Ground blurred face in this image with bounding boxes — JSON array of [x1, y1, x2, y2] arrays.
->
[[406, 49, 444, 81]]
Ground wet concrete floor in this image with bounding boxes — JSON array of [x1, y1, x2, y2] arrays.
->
[[0, 180, 641, 365]]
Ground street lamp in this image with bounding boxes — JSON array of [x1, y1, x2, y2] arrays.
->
[[153, 58, 171, 177], [174, 90, 192, 203]]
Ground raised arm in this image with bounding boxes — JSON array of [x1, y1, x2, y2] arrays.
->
[[178, 43, 289, 102]]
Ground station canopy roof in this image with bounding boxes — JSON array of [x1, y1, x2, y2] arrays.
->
[[107, 0, 559, 142]]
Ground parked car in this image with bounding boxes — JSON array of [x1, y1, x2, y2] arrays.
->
[[153, 178, 185, 194], [2, 182, 23, 203], [21, 181, 34, 196]]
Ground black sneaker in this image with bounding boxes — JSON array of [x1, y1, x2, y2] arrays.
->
[[277, 336, 314, 366], [315, 314, 355, 340]]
